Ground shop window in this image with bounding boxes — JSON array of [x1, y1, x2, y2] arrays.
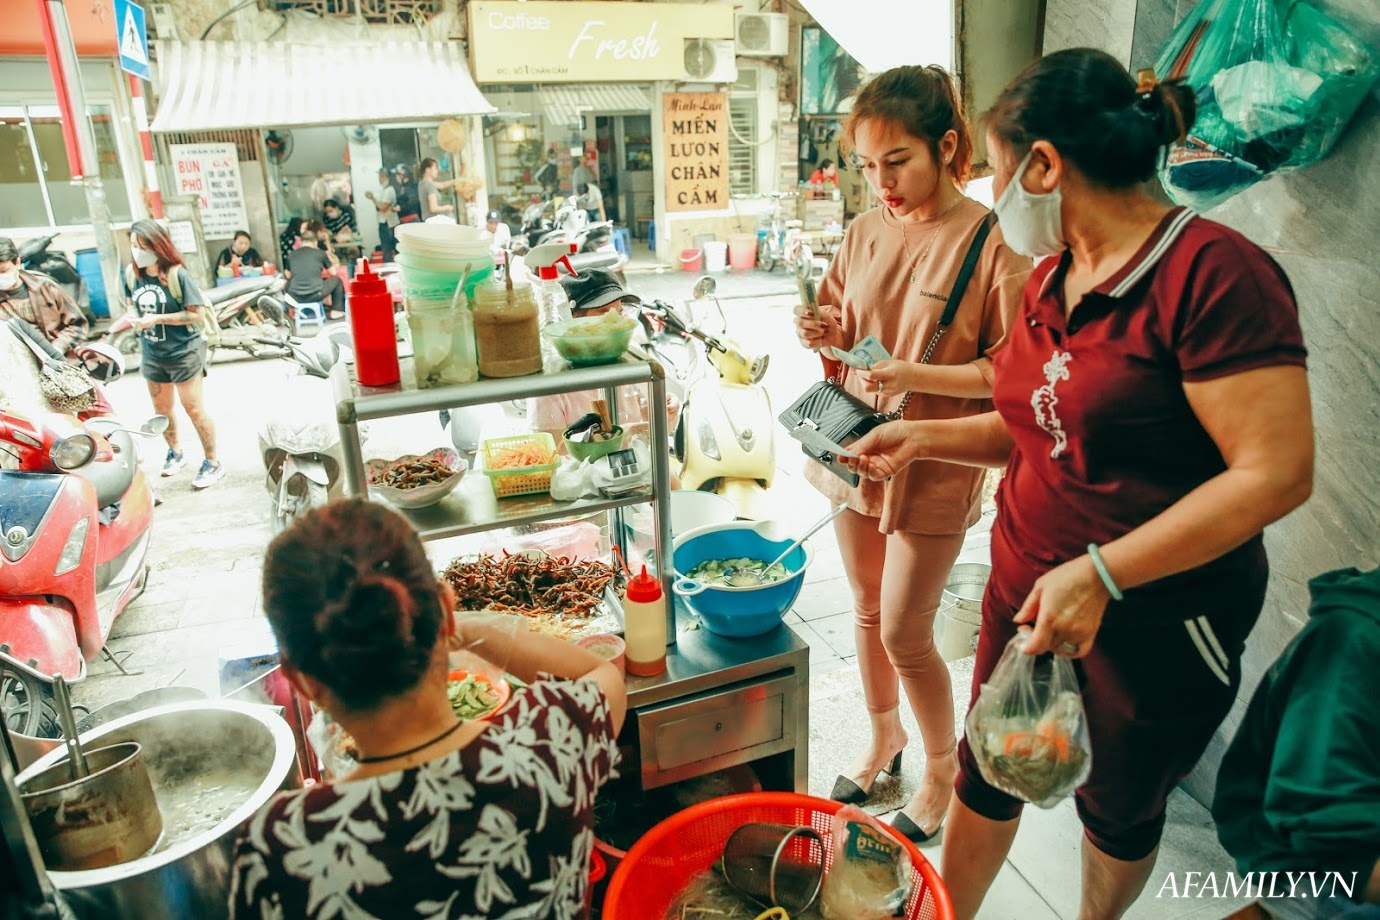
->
[[729, 96, 758, 197], [0, 104, 133, 229]]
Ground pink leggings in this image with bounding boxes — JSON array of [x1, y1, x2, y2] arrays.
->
[[835, 509, 966, 753]]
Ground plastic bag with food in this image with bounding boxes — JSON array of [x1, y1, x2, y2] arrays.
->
[[820, 805, 910, 920], [965, 632, 1091, 809]]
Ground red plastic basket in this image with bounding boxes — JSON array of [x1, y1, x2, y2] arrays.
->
[[603, 792, 954, 919]]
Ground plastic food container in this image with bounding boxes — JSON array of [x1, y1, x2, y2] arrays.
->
[[542, 315, 636, 367], [576, 633, 626, 675], [565, 426, 625, 462], [481, 432, 558, 498], [670, 522, 812, 637], [445, 668, 512, 722]]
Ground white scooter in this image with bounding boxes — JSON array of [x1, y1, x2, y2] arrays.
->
[[254, 330, 349, 532], [641, 277, 775, 519]]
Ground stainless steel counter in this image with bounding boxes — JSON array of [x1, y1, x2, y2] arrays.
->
[[626, 607, 810, 793]]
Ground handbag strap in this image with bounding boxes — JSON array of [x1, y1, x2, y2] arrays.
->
[[891, 211, 997, 419]]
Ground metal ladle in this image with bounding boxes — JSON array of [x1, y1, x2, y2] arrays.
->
[[723, 503, 848, 587], [52, 675, 88, 780]]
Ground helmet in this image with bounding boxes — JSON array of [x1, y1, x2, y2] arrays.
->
[[394, 163, 414, 180], [73, 341, 125, 383]]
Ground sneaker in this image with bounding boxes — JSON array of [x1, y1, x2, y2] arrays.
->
[[161, 449, 186, 477], [192, 460, 225, 490]]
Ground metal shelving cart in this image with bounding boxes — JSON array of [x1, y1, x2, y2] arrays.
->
[[331, 354, 809, 794]]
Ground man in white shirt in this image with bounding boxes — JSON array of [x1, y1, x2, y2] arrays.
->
[[578, 183, 606, 223], [486, 211, 512, 258], [364, 168, 399, 261]]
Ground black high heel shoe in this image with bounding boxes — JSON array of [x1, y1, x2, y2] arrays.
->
[[890, 810, 943, 843], [828, 750, 903, 804]]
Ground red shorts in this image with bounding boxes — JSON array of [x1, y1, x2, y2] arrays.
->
[[956, 542, 1269, 861]]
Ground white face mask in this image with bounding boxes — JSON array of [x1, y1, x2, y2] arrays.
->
[[994, 152, 1065, 258], [131, 246, 158, 268], [0, 268, 20, 291]]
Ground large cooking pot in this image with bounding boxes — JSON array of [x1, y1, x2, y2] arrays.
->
[[15, 700, 301, 919]]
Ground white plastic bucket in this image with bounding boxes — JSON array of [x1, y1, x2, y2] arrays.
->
[[936, 562, 989, 662], [703, 241, 729, 272]]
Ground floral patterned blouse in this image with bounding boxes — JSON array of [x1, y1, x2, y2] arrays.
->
[[228, 679, 620, 920]]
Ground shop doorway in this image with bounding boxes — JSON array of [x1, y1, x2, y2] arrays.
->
[[380, 127, 419, 176], [594, 116, 620, 224]]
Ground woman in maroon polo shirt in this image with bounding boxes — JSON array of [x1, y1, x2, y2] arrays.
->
[[846, 48, 1314, 919]]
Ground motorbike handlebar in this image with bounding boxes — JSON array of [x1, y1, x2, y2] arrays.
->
[[253, 336, 292, 347]]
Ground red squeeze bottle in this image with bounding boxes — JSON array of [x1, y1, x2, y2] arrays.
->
[[348, 259, 400, 386]]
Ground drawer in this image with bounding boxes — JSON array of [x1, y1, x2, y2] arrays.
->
[[636, 673, 799, 789]]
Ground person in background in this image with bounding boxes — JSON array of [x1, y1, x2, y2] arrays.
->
[[485, 210, 511, 256], [842, 49, 1314, 919], [572, 154, 596, 191], [528, 268, 679, 443], [0, 235, 88, 356], [278, 218, 308, 267], [418, 158, 460, 220], [322, 198, 358, 242], [394, 163, 422, 224], [123, 220, 224, 489], [533, 150, 559, 195], [229, 499, 625, 919], [793, 64, 1029, 843], [365, 168, 398, 262], [1214, 566, 1380, 920], [285, 220, 346, 320], [215, 231, 263, 274], [578, 181, 606, 223], [809, 158, 839, 186]]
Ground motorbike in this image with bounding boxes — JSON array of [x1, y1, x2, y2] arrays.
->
[[19, 234, 92, 321], [638, 276, 775, 518], [107, 274, 291, 369], [0, 407, 167, 737], [254, 330, 348, 532]]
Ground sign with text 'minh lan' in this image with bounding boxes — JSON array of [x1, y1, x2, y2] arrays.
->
[[663, 93, 729, 213]]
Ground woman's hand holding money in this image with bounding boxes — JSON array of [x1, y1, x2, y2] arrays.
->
[[855, 359, 924, 395]]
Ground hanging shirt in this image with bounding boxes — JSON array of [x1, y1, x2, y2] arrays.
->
[[804, 198, 1030, 535], [988, 209, 1308, 613], [228, 679, 620, 920]]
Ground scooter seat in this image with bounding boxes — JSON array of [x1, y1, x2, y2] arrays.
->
[[204, 275, 277, 306], [72, 429, 137, 510]]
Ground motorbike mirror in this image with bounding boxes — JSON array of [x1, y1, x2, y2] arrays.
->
[[141, 416, 170, 436], [691, 275, 717, 301]]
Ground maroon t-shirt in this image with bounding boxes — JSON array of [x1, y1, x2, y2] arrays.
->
[[989, 208, 1307, 614]]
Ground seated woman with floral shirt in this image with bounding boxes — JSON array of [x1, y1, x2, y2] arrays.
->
[[229, 498, 626, 919]]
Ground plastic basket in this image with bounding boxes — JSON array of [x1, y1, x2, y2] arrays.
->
[[604, 792, 954, 920], [481, 433, 558, 498]]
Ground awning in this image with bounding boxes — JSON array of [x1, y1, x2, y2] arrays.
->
[[150, 40, 495, 132], [539, 84, 651, 128], [795, 0, 952, 73]]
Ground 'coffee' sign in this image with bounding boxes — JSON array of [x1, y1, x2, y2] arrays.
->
[[663, 93, 729, 213]]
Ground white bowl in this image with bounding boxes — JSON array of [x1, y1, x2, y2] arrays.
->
[[365, 448, 465, 509], [670, 490, 737, 535]]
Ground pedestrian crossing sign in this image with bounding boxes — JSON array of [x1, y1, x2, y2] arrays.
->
[[114, 0, 151, 81]]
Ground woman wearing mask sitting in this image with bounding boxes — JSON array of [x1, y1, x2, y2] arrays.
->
[[230, 498, 626, 919]]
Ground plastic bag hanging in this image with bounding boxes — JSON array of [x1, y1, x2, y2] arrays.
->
[[1154, 0, 1379, 211], [964, 632, 1092, 808]]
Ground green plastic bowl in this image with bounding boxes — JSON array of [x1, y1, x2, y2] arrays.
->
[[542, 317, 635, 367], [564, 427, 625, 462]]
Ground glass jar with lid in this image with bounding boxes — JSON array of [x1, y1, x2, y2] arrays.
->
[[472, 278, 543, 378], [406, 287, 477, 388]]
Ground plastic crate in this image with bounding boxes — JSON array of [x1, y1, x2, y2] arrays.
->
[[481, 433, 558, 498], [604, 792, 953, 920]]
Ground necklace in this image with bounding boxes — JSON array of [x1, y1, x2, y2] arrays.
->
[[355, 719, 465, 765], [893, 195, 965, 283]]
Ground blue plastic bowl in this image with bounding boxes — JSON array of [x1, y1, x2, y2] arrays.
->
[[671, 522, 813, 638]]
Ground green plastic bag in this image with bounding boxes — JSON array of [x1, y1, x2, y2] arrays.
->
[[1155, 0, 1378, 211]]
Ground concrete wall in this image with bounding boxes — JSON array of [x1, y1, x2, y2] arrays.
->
[[1043, 0, 1380, 806]]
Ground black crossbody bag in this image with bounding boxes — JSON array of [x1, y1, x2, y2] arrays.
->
[[778, 213, 996, 486]]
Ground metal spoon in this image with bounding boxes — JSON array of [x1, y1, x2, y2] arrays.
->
[[724, 503, 847, 587], [51, 675, 88, 780]]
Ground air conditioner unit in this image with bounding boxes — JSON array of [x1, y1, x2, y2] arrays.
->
[[735, 13, 789, 57], [681, 39, 739, 83]]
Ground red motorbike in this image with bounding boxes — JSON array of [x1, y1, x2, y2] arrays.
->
[[0, 408, 165, 737]]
